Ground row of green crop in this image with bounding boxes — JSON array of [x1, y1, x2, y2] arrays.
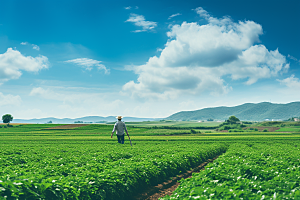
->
[[162, 142, 300, 199], [0, 141, 227, 199], [128, 125, 219, 130], [0, 124, 203, 136]]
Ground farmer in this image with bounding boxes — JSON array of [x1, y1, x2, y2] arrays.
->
[[111, 116, 129, 144]]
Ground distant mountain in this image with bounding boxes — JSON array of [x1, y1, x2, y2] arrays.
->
[[166, 102, 300, 121], [13, 116, 161, 124], [11, 102, 300, 123]]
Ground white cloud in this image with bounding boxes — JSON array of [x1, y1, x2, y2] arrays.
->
[[288, 54, 298, 61], [30, 87, 50, 97], [194, 7, 211, 19], [12, 108, 44, 119], [20, 42, 40, 51], [0, 48, 49, 83], [125, 6, 138, 10], [0, 92, 22, 106], [168, 13, 182, 20], [276, 75, 300, 100], [28, 86, 127, 117], [288, 54, 300, 64], [132, 29, 146, 33], [30, 87, 78, 103], [225, 45, 289, 85], [29, 87, 96, 104], [29, 87, 116, 105], [32, 44, 40, 51], [122, 7, 288, 100], [278, 75, 300, 88], [64, 58, 109, 74], [126, 13, 157, 32]]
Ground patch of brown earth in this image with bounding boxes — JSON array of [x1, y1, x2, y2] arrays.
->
[[132, 157, 218, 200], [44, 124, 90, 130]]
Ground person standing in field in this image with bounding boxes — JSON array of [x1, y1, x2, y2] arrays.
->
[[111, 116, 129, 144]]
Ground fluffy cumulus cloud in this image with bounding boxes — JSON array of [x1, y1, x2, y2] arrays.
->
[[0, 92, 22, 106], [20, 42, 40, 51], [32, 44, 40, 51], [29, 87, 103, 105], [64, 58, 109, 74], [123, 7, 289, 100], [0, 48, 49, 83], [278, 75, 300, 88], [28, 87, 126, 116], [29, 87, 112, 105], [126, 14, 157, 32], [29, 87, 82, 103]]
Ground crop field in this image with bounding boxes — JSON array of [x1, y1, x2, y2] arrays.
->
[[276, 127, 300, 132], [162, 142, 300, 199], [1, 123, 300, 199], [124, 121, 223, 128]]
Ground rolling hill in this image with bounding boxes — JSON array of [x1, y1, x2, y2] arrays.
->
[[166, 102, 300, 121], [13, 116, 161, 124]]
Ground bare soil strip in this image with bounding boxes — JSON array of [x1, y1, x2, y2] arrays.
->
[[44, 124, 90, 130], [133, 156, 219, 200]]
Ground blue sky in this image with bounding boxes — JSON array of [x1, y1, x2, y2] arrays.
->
[[0, 0, 299, 119]]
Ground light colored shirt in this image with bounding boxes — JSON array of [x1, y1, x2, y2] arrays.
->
[[112, 120, 128, 136]]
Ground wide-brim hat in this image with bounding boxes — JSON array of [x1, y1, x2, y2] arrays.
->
[[116, 116, 122, 120]]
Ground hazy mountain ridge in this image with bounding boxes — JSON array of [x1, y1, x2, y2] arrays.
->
[[13, 116, 162, 124], [166, 102, 300, 121], [12, 102, 300, 123]]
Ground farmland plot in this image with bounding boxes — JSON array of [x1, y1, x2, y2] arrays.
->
[[1, 124, 300, 200], [0, 139, 226, 200], [162, 142, 300, 199]]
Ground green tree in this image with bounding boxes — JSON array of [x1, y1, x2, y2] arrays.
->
[[227, 116, 240, 124], [2, 114, 13, 124], [190, 129, 197, 134]]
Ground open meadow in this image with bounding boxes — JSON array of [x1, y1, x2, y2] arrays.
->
[[1, 122, 300, 199]]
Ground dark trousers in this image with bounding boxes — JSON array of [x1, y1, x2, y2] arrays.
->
[[117, 134, 124, 144]]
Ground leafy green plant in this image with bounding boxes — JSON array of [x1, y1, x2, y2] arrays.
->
[[190, 129, 196, 134], [0, 136, 227, 200], [162, 143, 300, 199]]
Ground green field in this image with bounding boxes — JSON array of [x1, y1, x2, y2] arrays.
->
[[1, 123, 300, 199], [124, 120, 222, 128], [276, 127, 300, 132]]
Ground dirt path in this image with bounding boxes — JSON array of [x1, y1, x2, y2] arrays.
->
[[132, 156, 219, 200]]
